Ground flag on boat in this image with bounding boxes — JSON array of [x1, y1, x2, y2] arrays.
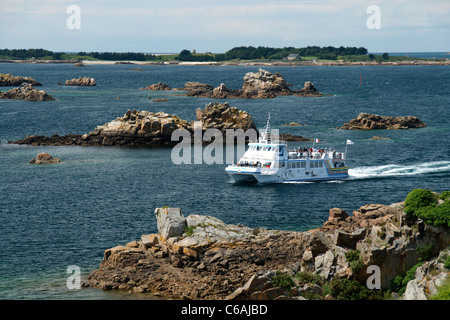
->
[[346, 139, 354, 145], [314, 138, 320, 143]]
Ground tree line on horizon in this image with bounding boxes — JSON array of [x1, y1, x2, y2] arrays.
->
[[0, 46, 369, 62], [0, 48, 158, 61], [176, 45, 368, 61]]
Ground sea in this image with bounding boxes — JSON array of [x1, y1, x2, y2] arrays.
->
[[0, 61, 449, 299]]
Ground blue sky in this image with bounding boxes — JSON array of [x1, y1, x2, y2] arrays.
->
[[0, 0, 449, 53]]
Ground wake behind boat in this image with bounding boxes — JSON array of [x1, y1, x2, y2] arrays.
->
[[225, 115, 352, 183]]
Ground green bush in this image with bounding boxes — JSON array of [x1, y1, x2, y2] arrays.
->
[[390, 262, 423, 295], [404, 189, 450, 227], [404, 189, 437, 215], [444, 255, 450, 270], [345, 250, 363, 274], [440, 191, 450, 201], [272, 271, 295, 291], [417, 243, 434, 261], [416, 202, 450, 227], [330, 278, 383, 300], [294, 272, 323, 286]]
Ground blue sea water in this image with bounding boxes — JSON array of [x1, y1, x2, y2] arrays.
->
[[0, 63, 449, 299]]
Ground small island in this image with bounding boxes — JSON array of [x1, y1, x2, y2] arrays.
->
[[60, 77, 96, 86], [338, 113, 427, 130], [175, 69, 322, 99], [0, 84, 54, 101], [0, 73, 42, 86], [8, 102, 257, 146]]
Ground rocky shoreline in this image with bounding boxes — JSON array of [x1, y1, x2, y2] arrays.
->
[[1, 59, 449, 67], [84, 190, 450, 300]]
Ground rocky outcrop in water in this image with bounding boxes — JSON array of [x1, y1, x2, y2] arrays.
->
[[84, 193, 450, 300], [61, 77, 96, 86], [338, 113, 427, 130], [0, 73, 42, 86], [174, 82, 213, 93], [177, 68, 322, 99], [196, 102, 257, 133], [9, 102, 261, 146], [29, 153, 60, 164], [0, 85, 54, 101], [11, 110, 191, 146], [140, 82, 171, 91]]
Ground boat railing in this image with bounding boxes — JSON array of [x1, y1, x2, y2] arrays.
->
[[288, 151, 347, 160], [235, 161, 272, 168], [255, 138, 287, 145]]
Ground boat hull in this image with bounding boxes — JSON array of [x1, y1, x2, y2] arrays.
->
[[226, 165, 348, 184]]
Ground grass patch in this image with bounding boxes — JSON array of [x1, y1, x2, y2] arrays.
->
[[430, 278, 450, 300]]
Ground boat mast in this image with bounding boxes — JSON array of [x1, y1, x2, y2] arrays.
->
[[263, 113, 271, 143]]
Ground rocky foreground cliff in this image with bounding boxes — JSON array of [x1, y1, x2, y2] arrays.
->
[[85, 190, 450, 300]]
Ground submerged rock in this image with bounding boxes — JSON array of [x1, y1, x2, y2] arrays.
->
[[29, 152, 60, 164], [338, 113, 427, 130]]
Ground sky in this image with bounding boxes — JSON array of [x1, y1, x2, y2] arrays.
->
[[0, 0, 449, 53]]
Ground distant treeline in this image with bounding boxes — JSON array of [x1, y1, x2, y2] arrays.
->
[[0, 48, 55, 59], [77, 52, 160, 61], [1, 46, 369, 62], [176, 46, 369, 61], [0, 48, 159, 61]]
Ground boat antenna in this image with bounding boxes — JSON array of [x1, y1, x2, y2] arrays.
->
[[264, 113, 271, 142]]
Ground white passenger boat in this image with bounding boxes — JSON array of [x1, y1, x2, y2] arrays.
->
[[225, 115, 351, 183]]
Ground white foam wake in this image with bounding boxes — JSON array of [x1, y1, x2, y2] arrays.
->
[[348, 161, 450, 180]]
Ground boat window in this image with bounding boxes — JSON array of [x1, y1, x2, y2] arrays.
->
[[301, 162, 306, 168], [319, 162, 323, 167]]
